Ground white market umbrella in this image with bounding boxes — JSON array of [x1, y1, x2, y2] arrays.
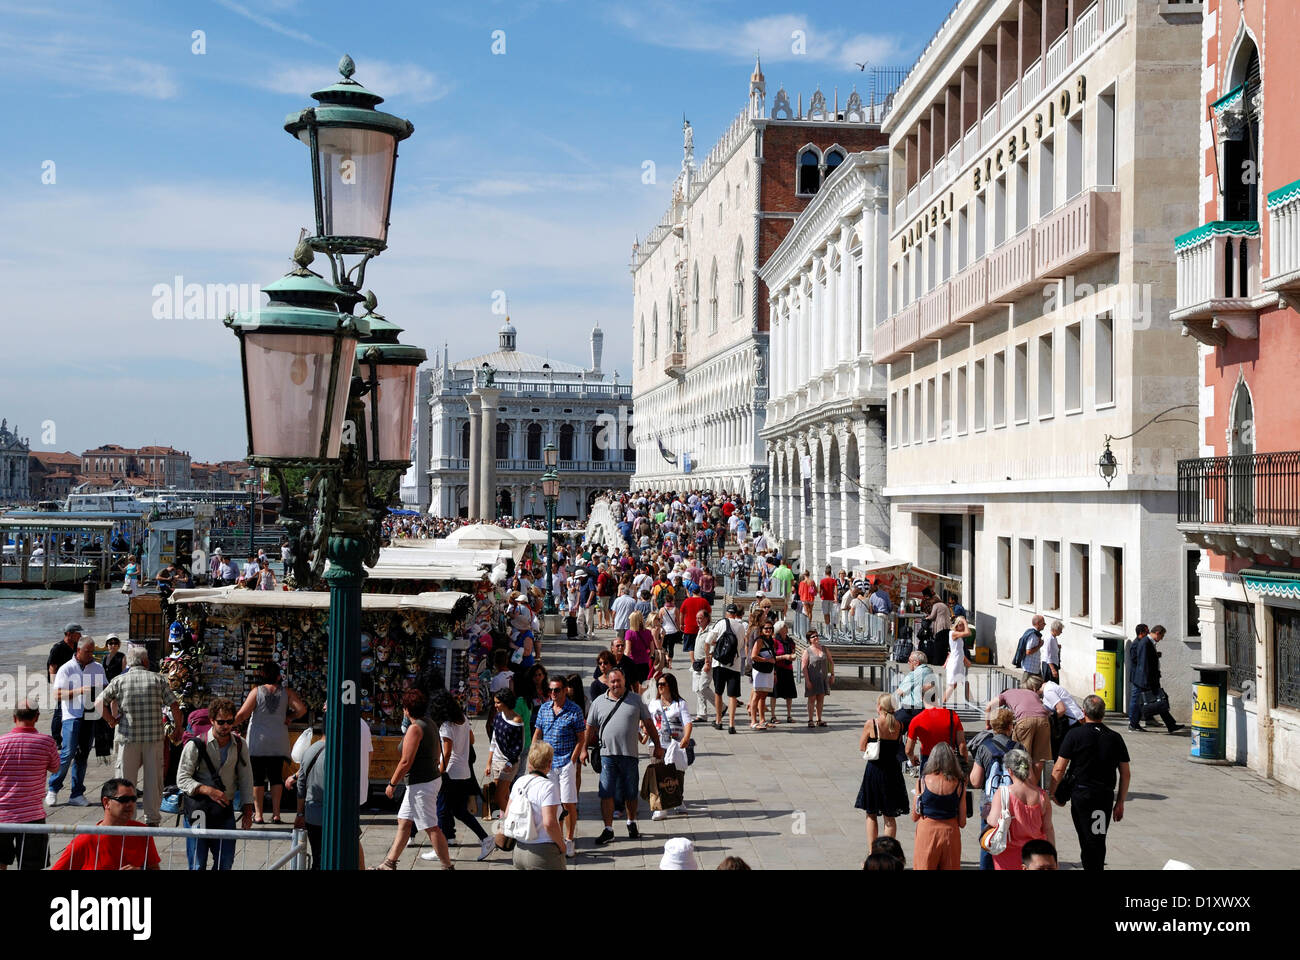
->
[[829, 543, 907, 568]]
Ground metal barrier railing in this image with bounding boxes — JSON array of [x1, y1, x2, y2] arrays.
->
[[0, 821, 307, 870]]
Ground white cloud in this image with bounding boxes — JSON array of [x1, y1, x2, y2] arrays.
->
[[604, 2, 905, 67], [0, 175, 644, 460], [0, 33, 178, 99], [212, 0, 328, 49], [258, 59, 452, 104]]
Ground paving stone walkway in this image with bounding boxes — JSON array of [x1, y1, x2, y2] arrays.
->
[[26, 621, 1300, 870]]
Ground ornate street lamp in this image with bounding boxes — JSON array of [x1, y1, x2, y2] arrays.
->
[[542, 442, 559, 615], [1096, 405, 1198, 488], [224, 56, 423, 871]]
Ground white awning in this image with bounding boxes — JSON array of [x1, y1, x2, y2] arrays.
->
[[171, 587, 470, 614]]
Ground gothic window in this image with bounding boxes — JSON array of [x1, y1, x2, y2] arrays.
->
[[692, 264, 700, 329], [733, 240, 745, 320], [1223, 41, 1261, 222], [798, 146, 821, 195], [527, 422, 542, 461], [709, 259, 719, 333], [559, 424, 575, 462], [651, 306, 659, 360], [639, 316, 645, 368], [824, 148, 845, 182], [495, 422, 510, 460], [460, 421, 471, 459]]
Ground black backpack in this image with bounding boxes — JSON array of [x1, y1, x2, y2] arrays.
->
[[714, 620, 739, 666]]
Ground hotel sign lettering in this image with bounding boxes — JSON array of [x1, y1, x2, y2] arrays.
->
[[899, 73, 1087, 255]]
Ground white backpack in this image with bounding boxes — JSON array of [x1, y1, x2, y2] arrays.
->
[[502, 775, 542, 843]]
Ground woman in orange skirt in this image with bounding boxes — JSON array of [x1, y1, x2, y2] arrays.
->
[[910, 742, 966, 870]]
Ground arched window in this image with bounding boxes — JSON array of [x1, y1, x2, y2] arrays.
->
[[651, 306, 659, 360], [559, 424, 575, 462], [1223, 37, 1261, 222], [824, 148, 845, 182], [798, 147, 821, 195], [526, 423, 542, 461], [639, 316, 645, 368], [495, 422, 510, 460], [709, 259, 719, 333], [692, 264, 700, 330], [460, 421, 471, 459], [733, 240, 745, 320], [590, 426, 605, 462]]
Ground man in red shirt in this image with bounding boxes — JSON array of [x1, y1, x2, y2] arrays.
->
[[679, 585, 710, 660], [818, 565, 839, 629], [905, 701, 969, 769], [0, 700, 60, 871], [51, 779, 161, 870]]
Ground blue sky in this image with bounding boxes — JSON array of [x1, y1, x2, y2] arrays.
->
[[0, 0, 958, 462]]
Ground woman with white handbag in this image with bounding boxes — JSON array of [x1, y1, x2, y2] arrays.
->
[[981, 747, 1054, 870], [855, 693, 909, 848]]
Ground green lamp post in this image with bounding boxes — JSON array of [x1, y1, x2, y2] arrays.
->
[[224, 55, 423, 870], [542, 442, 559, 616]]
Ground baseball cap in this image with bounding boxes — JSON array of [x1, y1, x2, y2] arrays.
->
[[725, 603, 741, 616], [64, 623, 83, 635]]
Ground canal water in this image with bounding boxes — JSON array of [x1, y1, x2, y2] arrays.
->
[[0, 588, 131, 673]]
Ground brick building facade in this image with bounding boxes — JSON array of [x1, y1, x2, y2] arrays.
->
[[630, 62, 887, 506]]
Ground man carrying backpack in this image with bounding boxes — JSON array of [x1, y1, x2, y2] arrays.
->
[[969, 708, 1022, 870], [708, 604, 748, 735]]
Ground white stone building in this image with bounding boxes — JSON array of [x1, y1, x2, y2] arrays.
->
[[761, 150, 892, 573], [879, 0, 1204, 708], [629, 61, 888, 508], [412, 319, 634, 519]]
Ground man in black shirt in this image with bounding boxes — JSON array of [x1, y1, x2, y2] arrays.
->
[[46, 624, 81, 747], [1050, 694, 1131, 871]]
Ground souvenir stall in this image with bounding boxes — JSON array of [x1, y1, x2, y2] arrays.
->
[[168, 587, 473, 785], [355, 548, 507, 721]]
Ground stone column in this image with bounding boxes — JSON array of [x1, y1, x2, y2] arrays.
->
[[837, 223, 853, 366], [478, 387, 501, 521], [465, 395, 482, 519]]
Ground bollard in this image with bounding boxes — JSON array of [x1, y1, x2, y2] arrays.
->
[[83, 579, 97, 610]]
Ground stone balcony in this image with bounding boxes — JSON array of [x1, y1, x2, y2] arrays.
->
[[664, 351, 687, 379], [1033, 188, 1121, 279], [878, 189, 1123, 366], [986, 229, 1037, 304], [1173, 221, 1266, 345], [1265, 178, 1300, 309]]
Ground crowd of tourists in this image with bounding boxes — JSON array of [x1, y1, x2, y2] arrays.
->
[[0, 488, 1176, 871]]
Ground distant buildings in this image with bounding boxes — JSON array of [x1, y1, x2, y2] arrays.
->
[[78, 444, 191, 489], [406, 318, 634, 519], [0, 420, 31, 502], [630, 61, 889, 505], [27, 451, 80, 501]]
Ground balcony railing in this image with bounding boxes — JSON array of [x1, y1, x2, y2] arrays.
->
[[1265, 178, 1300, 295], [1045, 31, 1070, 85], [950, 258, 989, 323], [908, 185, 919, 219], [1034, 189, 1121, 279], [981, 104, 998, 145], [434, 457, 634, 474], [920, 171, 933, 205], [1073, 1, 1100, 57], [1172, 222, 1262, 340], [1021, 58, 1043, 106], [999, 82, 1020, 128], [962, 126, 978, 167], [918, 282, 950, 338], [946, 142, 962, 177], [986, 230, 1037, 303], [1178, 452, 1300, 528]]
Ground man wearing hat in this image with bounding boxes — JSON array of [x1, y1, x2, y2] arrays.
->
[[45, 624, 82, 748], [208, 548, 223, 584]]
